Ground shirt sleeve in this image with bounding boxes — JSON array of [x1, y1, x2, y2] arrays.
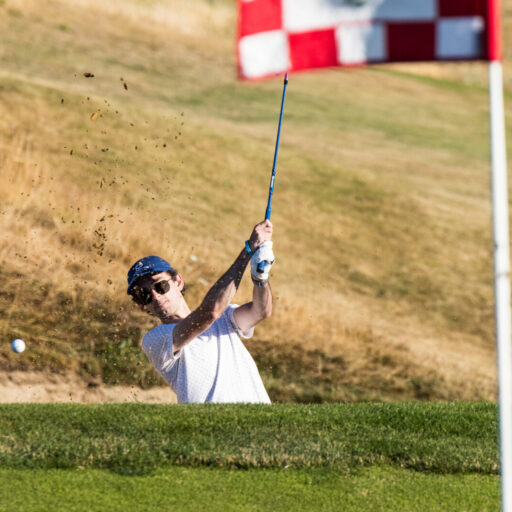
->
[[142, 324, 181, 372], [227, 304, 255, 339]]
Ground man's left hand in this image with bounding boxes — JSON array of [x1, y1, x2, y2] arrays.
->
[[251, 241, 275, 283]]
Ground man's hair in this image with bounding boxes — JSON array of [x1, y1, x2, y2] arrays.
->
[[167, 269, 186, 296]]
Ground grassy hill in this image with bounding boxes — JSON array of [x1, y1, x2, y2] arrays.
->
[[1, 0, 511, 402]]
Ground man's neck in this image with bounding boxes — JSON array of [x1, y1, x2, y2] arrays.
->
[[159, 301, 191, 324]]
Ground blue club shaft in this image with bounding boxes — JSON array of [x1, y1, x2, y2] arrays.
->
[[265, 73, 288, 221]]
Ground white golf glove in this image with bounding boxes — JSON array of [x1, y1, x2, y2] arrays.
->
[[251, 241, 275, 284]]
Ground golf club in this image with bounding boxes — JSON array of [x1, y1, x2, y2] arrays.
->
[[264, 72, 288, 221], [258, 73, 288, 274]]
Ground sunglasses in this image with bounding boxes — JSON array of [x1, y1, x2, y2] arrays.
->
[[131, 279, 172, 306]]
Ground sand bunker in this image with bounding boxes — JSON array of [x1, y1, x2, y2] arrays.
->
[[0, 371, 177, 404]]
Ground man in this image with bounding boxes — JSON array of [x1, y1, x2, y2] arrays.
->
[[126, 220, 275, 404]]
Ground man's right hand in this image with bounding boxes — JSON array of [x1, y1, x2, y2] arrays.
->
[[248, 219, 273, 252]]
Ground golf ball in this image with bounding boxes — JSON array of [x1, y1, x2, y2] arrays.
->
[[11, 339, 26, 354]]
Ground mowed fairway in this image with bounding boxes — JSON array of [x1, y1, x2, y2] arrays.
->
[[0, 467, 498, 512], [0, 403, 500, 511]]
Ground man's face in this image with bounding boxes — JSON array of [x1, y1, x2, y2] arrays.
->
[[132, 272, 184, 321]]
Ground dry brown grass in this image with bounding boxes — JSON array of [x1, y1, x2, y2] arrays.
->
[[0, 0, 509, 401]]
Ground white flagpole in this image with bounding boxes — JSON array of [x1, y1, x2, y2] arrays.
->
[[487, 2, 511, 509], [489, 57, 512, 512]]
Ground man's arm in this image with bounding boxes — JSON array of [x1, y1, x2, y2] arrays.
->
[[232, 281, 272, 333], [172, 220, 272, 353], [172, 248, 250, 353]]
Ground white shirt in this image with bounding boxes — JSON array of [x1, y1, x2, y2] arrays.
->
[[142, 305, 271, 404]]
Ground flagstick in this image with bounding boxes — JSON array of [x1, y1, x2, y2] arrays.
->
[[488, 2, 511, 510], [489, 58, 512, 512]]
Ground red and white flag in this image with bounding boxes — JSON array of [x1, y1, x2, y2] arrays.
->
[[237, 0, 497, 80]]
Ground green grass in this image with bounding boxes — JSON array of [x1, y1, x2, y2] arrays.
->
[[0, 467, 499, 512], [0, 403, 498, 474], [0, 403, 500, 511]]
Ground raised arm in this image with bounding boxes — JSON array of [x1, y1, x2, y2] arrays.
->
[[172, 220, 272, 352], [232, 280, 272, 333], [233, 220, 274, 332]]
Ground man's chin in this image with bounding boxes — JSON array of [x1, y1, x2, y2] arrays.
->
[[156, 308, 173, 320], [147, 308, 170, 319]]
